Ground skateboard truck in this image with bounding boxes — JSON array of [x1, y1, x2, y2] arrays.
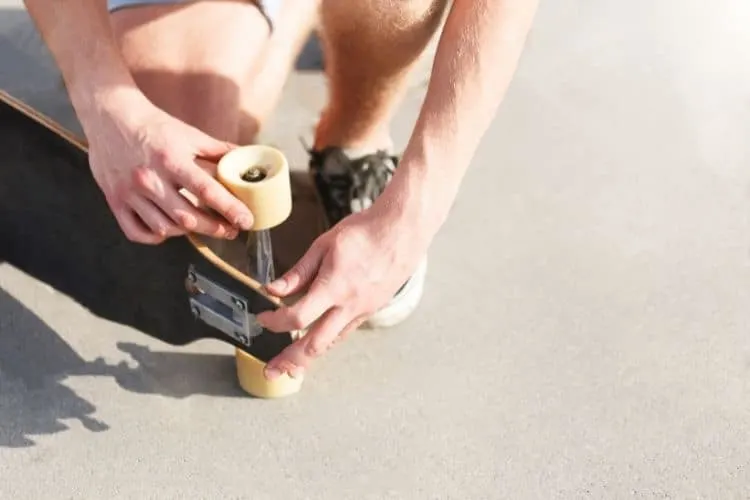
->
[[186, 264, 263, 349], [184, 163, 281, 350], [184, 144, 300, 399]]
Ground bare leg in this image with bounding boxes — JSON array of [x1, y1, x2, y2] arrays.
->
[[314, 0, 449, 151], [240, 0, 321, 140], [110, 1, 269, 143], [110, 0, 318, 144]]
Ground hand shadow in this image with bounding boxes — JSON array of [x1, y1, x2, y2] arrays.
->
[[0, 287, 109, 448], [79, 342, 246, 399], [0, 285, 268, 449]]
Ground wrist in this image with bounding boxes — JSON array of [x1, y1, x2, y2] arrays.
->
[[64, 55, 149, 130], [374, 157, 454, 244], [72, 84, 153, 137]]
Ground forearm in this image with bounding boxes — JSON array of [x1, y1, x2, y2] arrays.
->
[[24, 0, 144, 122], [393, 0, 538, 228]]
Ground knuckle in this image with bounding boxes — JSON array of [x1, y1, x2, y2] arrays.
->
[[150, 149, 171, 170], [112, 180, 133, 202], [105, 191, 124, 211], [293, 260, 314, 284], [152, 150, 187, 178], [153, 224, 169, 238], [131, 165, 154, 192], [162, 156, 185, 178], [173, 210, 197, 230], [194, 180, 214, 204], [330, 238, 356, 269], [305, 340, 327, 358], [329, 248, 346, 269], [330, 230, 348, 250], [288, 313, 308, 331]]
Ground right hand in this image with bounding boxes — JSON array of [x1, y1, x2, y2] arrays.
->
[[83, 92, 254, 244]]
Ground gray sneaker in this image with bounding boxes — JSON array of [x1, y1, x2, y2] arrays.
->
[[308, 146, 428, 328]]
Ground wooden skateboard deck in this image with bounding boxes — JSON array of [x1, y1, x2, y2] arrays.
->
[[0, 89, 305, 398]]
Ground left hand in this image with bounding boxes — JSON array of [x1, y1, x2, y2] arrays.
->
[[256, 197, 432, 380]]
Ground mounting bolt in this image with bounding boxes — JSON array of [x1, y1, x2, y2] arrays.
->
[[232, 297, 246, 311], [191, 305, 201, 318], [187, 271, 197, 283]]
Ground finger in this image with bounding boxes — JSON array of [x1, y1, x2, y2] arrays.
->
[[257, 277, 335, 333], [264, 312, 367, 380], [302, 307, 362, 359], [166, 157, 254, 231], [189, 129, 236, 161], [195, 158, 219, 178], [334, 315, 368, 345], [263, 340, 309, 381], [148, 183, 239, 239], [264, 306, 349, 379], [264, 240, 326, 297], [130, 196, 182, 239], [112, 207, 165, 245]]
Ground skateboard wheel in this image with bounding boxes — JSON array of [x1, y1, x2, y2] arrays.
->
[[235, 348, 303, 398], [217, 145, 292, 231]]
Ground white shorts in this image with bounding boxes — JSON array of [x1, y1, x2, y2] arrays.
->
[[107, 0, 283, 30]]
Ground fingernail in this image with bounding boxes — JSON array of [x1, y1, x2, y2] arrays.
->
[[269, 277, 287, 293], [226, 229, 238, 239], [235, 214, 252, 230], [265, 366, 282, 380]]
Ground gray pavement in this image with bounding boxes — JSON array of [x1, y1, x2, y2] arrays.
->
[[1, 1, 749, 498]]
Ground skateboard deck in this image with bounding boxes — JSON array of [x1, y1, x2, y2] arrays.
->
[[0, 89, 307, 398]]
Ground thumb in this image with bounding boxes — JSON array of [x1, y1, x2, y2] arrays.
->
[[265, 241, 326, 297], [191, 128, 237, 160]]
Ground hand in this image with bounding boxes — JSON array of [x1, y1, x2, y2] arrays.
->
[[83, 92, 254, 244], [256, 199, 432, 380]]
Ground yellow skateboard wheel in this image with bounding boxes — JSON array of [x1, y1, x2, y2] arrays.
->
[[216, 145, 292, 231], [235, 348, 303, 398]]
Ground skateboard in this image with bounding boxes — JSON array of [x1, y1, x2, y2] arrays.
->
[[0, 89, 308, 398]]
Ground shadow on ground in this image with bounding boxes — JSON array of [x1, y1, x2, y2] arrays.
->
[[0, 287, 109, 448], [0, 285, 263, 448]]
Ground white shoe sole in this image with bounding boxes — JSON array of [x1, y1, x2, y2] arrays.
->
[[363, 258, 428, 329]]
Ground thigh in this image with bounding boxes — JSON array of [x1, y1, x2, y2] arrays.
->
[[109, 0, 273, 142], [238, 0, 320, 138]]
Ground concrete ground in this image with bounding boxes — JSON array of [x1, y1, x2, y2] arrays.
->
[[1, 1, 749, 498]]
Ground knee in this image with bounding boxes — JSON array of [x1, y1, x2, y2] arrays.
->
[[322, 0, 447, 51], [394, 0, 449, 22], [131, 69, 251, 143], [324, 0, 447, 28], [111, 1, 272, 142]]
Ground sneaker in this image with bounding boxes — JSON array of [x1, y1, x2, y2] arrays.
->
[[307, 146, 428, 328]]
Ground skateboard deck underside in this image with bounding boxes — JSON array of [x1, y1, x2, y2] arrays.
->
[[0, 91, 294, 362]]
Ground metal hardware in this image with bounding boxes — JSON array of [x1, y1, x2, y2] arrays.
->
[[255, 229, 275, 284], [186, 264, 263, 347]]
